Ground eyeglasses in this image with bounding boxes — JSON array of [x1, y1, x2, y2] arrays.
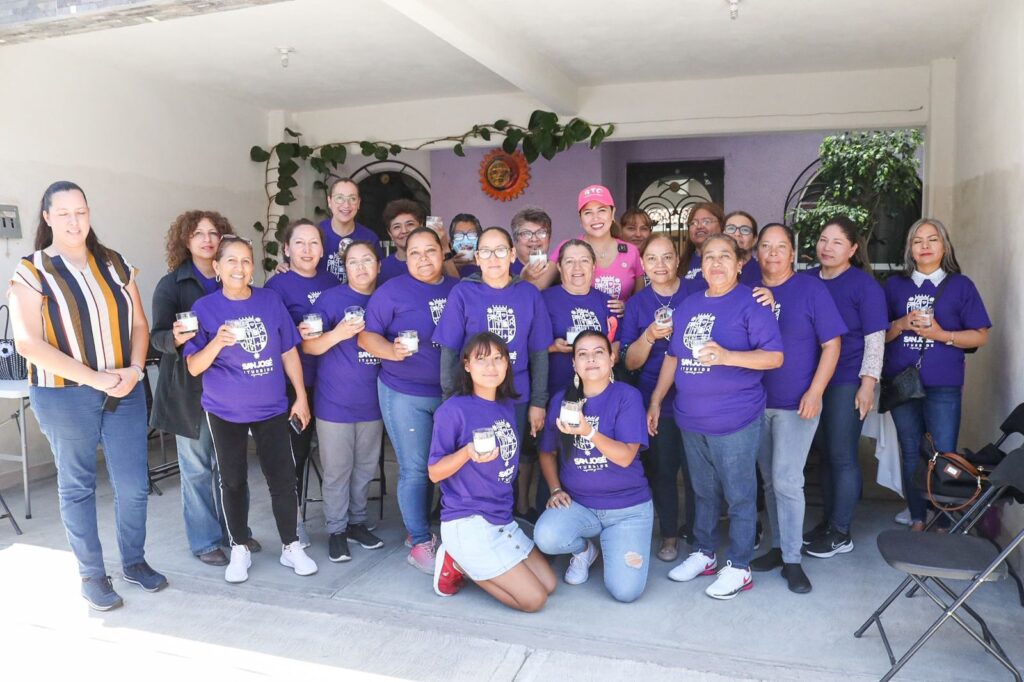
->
[[515, 229, 549, 241], [346, 256, 376, 270], [477, 246, 511, 260], [724, 224, 754, 236], [688, 217, 718, 228], [221, 235, 253, 246], [331, 194, 359, 205]]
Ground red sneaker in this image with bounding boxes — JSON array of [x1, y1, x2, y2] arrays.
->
[[433, 544, 465, 597]]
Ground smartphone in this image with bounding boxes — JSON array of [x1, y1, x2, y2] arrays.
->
[[103, 396, 122, 412], [289, 415, 304, 434]]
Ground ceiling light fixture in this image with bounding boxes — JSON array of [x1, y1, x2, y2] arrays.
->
[[276, 46, 295, 68], [728, 0, 740, 20]]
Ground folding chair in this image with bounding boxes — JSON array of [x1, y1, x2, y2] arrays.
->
[[854, 449, 1024, 681], [0, 487, 21, 534]]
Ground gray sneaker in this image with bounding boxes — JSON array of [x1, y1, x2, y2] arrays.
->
[[81, 576, 123, 611]]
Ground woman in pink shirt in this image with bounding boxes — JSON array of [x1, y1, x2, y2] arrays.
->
[[538, 185, 645, 316]]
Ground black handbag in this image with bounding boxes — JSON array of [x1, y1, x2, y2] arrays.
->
[[0, 304, 28, 381], [878, 277, 950, 414]]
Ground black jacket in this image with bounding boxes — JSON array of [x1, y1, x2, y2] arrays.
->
[[149, 261, 208, 438]]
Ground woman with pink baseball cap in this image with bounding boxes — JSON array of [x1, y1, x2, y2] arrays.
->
[[536, 185, 646, 315]]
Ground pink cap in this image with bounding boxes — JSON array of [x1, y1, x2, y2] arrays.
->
[[577, 184, 614, 212]]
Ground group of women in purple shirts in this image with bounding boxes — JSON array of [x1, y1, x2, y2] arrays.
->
[[14, 178, 990, 612]]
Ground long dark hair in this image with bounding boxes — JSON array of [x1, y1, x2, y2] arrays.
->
[[558, 329, 612, 457], [455, 332, 519, 400], [36, 181, 112, 264], [820, 215, 871, 272]]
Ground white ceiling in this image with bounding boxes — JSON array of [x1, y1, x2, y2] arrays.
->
[[7, 0, 992, 112]]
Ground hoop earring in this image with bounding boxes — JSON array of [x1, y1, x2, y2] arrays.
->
[[248, 277, 254, 285], [215, 274, 221, 283]]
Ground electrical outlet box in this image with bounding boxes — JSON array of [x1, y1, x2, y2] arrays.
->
[[0, 205, 22, 239]]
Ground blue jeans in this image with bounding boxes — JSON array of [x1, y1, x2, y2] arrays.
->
[[378, 381, 440, 545], [889, 386, 963, 523], [175, 418, 226, 556], [647, 416, 694, 539], [814, 383, 865, 534], [534, 499, 654, 603], [758, 409, 820, 563], [31, 384, 150, 579], [682, 416, 762, 570]]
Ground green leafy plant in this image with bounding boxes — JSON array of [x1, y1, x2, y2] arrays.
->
[[249, 112, 615, 273], [788, 129, 923, 260]]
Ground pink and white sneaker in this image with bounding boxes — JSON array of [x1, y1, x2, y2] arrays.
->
[[668, 551, 717, 582], [705, 561, 753, 600], [407, 536, 438, 574]]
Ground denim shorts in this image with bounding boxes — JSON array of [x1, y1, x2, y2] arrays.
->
[[440, 515, 534, 581]]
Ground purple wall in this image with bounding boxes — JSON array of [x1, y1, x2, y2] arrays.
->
[[429, 131, 831, 245]]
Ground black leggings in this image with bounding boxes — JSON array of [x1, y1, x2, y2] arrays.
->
[[287, 384, 315, 498], [207, 411, 298, 546]]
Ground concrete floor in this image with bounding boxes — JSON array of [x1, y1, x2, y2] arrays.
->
[[2, 448, 1022, 681]]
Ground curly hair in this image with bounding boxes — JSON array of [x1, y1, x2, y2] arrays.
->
[[164, 210, 235, 271]]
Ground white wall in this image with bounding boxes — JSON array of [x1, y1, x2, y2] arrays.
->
[[0, 41, 269, 487], [953, 0, 1024, 563]]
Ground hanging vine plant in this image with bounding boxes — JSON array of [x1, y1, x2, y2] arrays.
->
[[249, 110, 615, 273]]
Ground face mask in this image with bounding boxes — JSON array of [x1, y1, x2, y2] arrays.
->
[[452, 233, 478, 252]]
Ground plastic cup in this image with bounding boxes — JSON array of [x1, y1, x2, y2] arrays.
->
[[176, 311, 198, 333], [472, 427, 497, 455], [691, 340, 709, 360], [918, 309, 933, 328], [565, 326, 581, 344], [303, 313, 323, 337], [529, 249, 547, 266], [399, 330, 419, 353], [344, 306, 365, 322], [559, 400, 583, 427], [655, 306, 673, 328], [229, 319, 247, 341]]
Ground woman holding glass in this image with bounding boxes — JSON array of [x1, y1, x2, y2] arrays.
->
[[184, 236, 317, 583], [359, 227, 458, 573], [427, 332, 557, 609], [304, 241, 385, 562], [265, 219, 340, 546], [533, 330, 653, 603], [883, 218, 990, 531], [648, 234, 783, 600], [10, 181, 165, 610], [750, 224, 846, 593]]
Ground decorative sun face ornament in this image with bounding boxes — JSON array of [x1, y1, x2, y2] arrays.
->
[[480, 149, 531, 201]]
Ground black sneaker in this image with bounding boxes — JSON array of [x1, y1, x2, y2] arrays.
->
[[750, 548, 783, 572], [347, 523, 383, 550], [329, 532, 351, 562], [802, 520, 829, 546], [803, 527, 853, 559], [782, 563, 812, 594]]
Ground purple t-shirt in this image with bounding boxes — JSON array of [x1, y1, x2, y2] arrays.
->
[[311, 285, 381, 423], [758, 273, 848, 410], [377, 253, 407, 285], [807, 266, 888, 385], [539, 382, 651, 510], [428, 395, 519, 525], [184, 287, 301, 423], [883, 273, 991, 387], [551, 238, 644, 302], [683, 253, 703, 283], [740, 259, 762, 287], [669, 285, 784, 435], [541, 286, 610, 398], [620, 282, 693, 408], [264, 269, 339, 387], [364, 274, 457, 397], [191, 263, 219, 294], [510, 259, 525, 277], [433, 279, 553, 404], [317, 220, 382, 284]]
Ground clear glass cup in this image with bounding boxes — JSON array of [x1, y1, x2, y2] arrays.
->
[[691, 339, 710, 360], [302, 313, 323, 337], [399, 330, 419, 353], [472, 427, 497, 455], [917, 307, 934, 328], [655, 306, 673, 328], [559, 399, 583, 427], [565, 326, 581, 344], [529, 248, 547, 266], [426, 216, 444, 233], [344, 306, 365, 322], [176, 311, 198, 332], [228, 319, 247, 341]]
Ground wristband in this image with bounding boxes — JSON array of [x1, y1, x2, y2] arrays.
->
[[551, 487, 563, 495]]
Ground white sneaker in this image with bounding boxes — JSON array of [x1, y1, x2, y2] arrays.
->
[[280, 541, 318, 576], [564, 539, 599, 585], [668, 551, 717, 582], [894, 507, 912, 526], [705, 561, 753, 600], [225, 544, 251, 584]]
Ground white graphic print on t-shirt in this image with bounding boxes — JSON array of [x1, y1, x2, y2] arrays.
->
[[594, 275, 622, 299], [680, 312, 715, 375], [236, 316, 274, 377], [572, 415, 607, 472], [494, 418, 518, 484], [903, 294, 936, 351]]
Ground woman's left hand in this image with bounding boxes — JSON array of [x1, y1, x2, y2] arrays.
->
[[290, 395, 311, 430], [798, 389, 824, 420], [105, 367, 139, 398], [913, 318, 947, 342], [555, 418, 591, 438], [751, 287, 776, 308], [528, 406, 546, 437], [854, 379, 875, 420], [546, 489, 572, 509], [696, 341, 729, 366]]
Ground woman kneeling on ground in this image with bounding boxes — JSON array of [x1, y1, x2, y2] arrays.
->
[[533, 330, 653, 603], [427, 333, 557, 611]]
